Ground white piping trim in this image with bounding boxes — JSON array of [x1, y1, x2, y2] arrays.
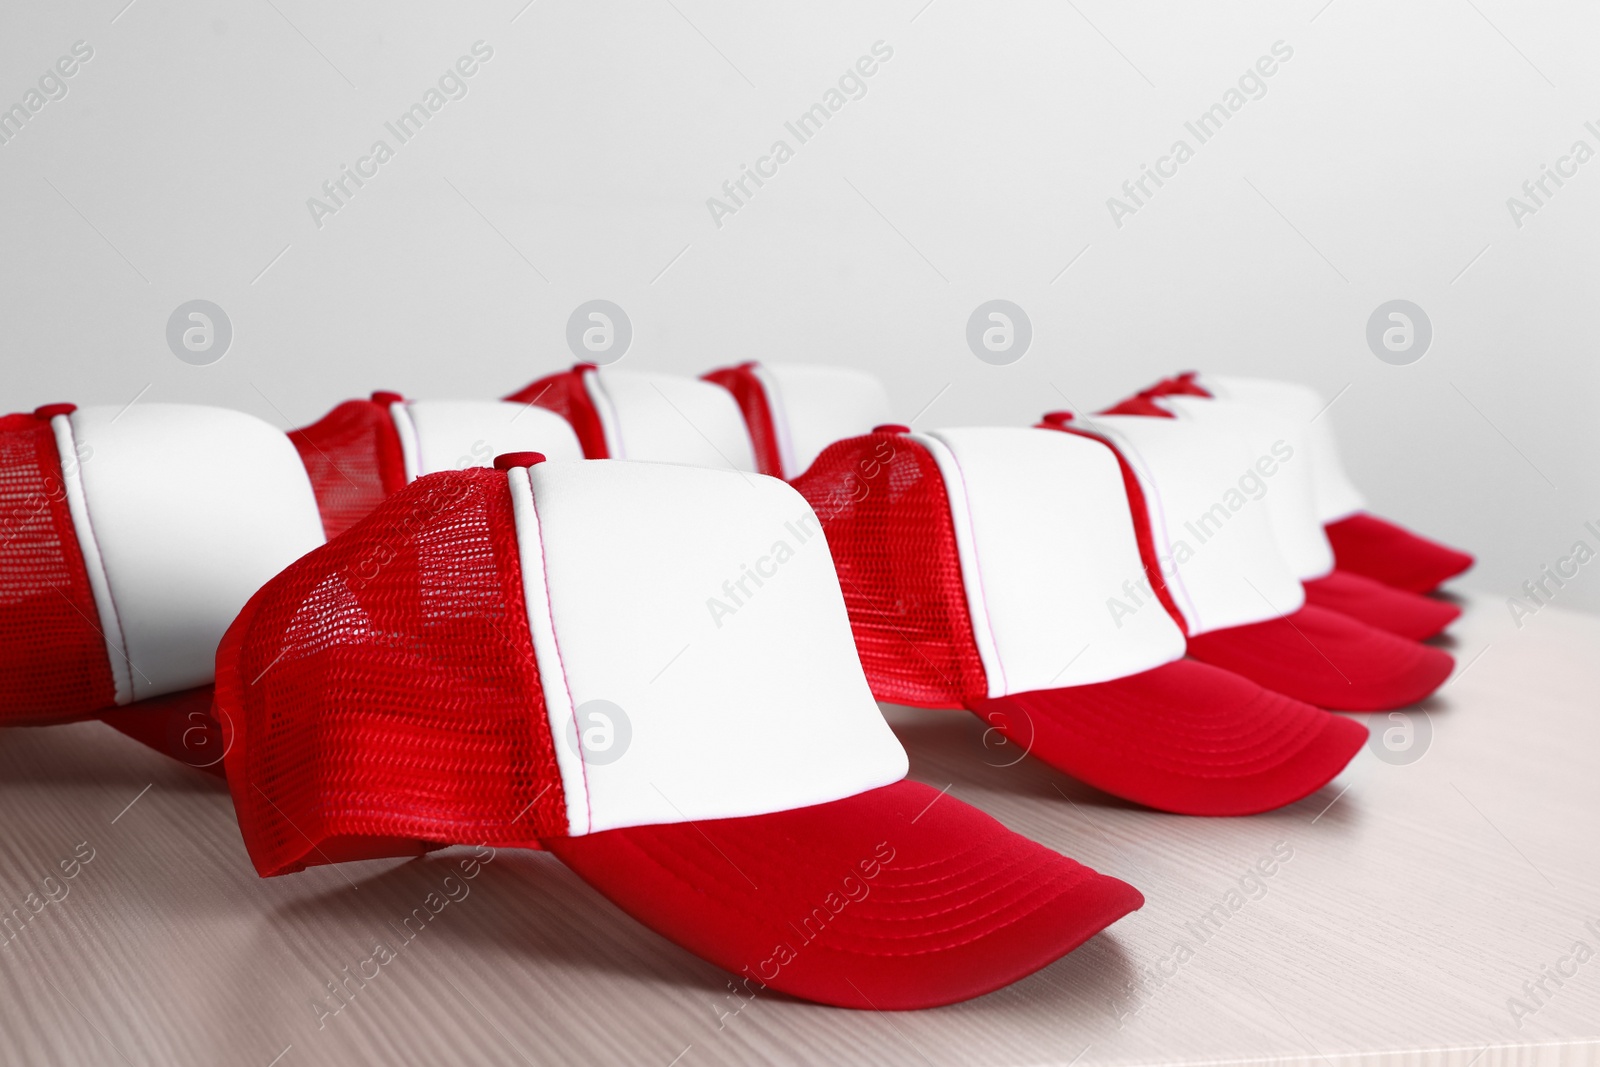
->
[[911, 431, 1006, 699], [580, 369, 624, 459], [51, 414, 134, 705], [505, 466, 590, 837], [749, 363, 798, 479], [389, 401, 421, 483]]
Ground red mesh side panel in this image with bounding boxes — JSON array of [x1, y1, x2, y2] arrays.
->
[[503, 366, 608, 458], [288, 400, 407, 540], [792, 433, 986, 709], [217, 467, 569, 877], [702, 364, 784, 478], [0, 413, 116, 724]]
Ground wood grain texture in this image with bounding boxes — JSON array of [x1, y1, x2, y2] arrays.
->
[[1, 591, 1597, 1067]]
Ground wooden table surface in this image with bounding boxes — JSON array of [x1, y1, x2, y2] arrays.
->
[[2, 590, 1597, 1067]]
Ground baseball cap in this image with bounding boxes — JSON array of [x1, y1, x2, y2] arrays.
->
[[1141, 373, 1473, 593], [504, 365, 758, 471], [1037, 411, 1452, 711], [1289, 567, 1458, 642], [1323, 512, 1475, 595], [702, 362, 894, 479], [217, 453, 1142, 1009], [290, 392, 583, 539], [0, 402, 323, 761], [791, 425, 1366, 816], [1105, 382, 1459, 640]]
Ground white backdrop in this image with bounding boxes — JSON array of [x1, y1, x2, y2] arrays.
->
[[2, 0, 1596, 612]]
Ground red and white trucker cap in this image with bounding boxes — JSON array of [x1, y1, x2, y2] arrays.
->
[[1104, 380, 1459, 641], [217, 453, 1142, 1009], [790, 425, 1365, 815], [1139, 373, 1473, 593], [702, 362, 894, 479], [290, 393, 583, 539], [504, 365, 759, 471], [0, 403, 324, 731], [1037, 409, 1452, 710]]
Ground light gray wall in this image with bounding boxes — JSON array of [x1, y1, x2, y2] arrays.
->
[[3, 0, 1596, 612]]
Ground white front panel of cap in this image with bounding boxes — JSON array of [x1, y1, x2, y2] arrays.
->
[[69, 405, 326, 700], [920, 428, 1186, 697], [592, 371, 758, 470], [1091, 414, 1305, 635], [1159, 397, 1334, 581], [526, 460, 906, 834], [406, 401, 583, 477], [759, 364, 893, 479], [1203, 375, 1367, 523]]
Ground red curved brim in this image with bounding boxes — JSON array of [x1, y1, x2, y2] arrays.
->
[[965, 660, 1366, 817], [545, 780, 1142, 1010], [1186, 605, 1454, 711], [1325, 512, 1473, 593], [1303, 570, 1461, 641]]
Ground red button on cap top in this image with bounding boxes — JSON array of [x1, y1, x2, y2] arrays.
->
[[1041, 411, 1075, 426], [34, 403, 77, 420], [494, 452, 547, 471], [873, 424, 911, 435], [370, 391, 405, 406]]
